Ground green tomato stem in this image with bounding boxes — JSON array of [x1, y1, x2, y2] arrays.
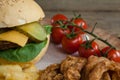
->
[[91, 23, 97, 33], [78, 26, 116, 49]]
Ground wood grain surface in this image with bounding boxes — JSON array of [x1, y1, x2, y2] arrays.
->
[[36, 0, 120, 12]]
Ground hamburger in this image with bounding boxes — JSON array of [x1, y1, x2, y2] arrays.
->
[[0, 0, 51, 67]]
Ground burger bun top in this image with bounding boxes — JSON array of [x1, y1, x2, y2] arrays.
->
[[0, 0, 45, 28]]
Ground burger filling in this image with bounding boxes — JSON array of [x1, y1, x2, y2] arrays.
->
[[0, 22, 51, 62]]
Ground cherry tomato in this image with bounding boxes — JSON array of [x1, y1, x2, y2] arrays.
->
[[78, 41, 100, 58], [72, 18, 88, 29], [67, 24, 89, 42], [108, 50, 120, 63], [101, 47, 120, 62], [67, 25, 84, 34], [51, 14, 68, 27], [101, 46, 111, 57], [51, 27, 70, 44], [62, 33, 83, 54]]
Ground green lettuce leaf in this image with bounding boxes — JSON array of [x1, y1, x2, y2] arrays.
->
[[44, 25, 52, 34], [0, 39, 47, 62]]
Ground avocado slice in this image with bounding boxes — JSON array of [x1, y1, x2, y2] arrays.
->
[[17, 22, 47, 42]]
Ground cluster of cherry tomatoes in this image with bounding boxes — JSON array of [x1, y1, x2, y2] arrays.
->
[[50, 13, 120, 63]]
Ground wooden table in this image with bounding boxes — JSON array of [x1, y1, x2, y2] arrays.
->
[[36, 0, 120, 37]]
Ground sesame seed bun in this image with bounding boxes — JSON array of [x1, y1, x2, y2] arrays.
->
[[0, 0, 45, 28]]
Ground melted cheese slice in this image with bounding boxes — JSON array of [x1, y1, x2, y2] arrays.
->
[[0, 30, 28, 47]]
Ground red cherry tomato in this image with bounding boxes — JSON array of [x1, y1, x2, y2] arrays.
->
[[101, 47, 120, 62], [51, 14, 68, 27], [72, 18, 88, 29], [78, 41, 100, 58], [108, 50, 120, 63], [67, 25, 85, 34], [61, 33, 83, 54], [51, 27, 70, 44], [101, 46, 110, 56]]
